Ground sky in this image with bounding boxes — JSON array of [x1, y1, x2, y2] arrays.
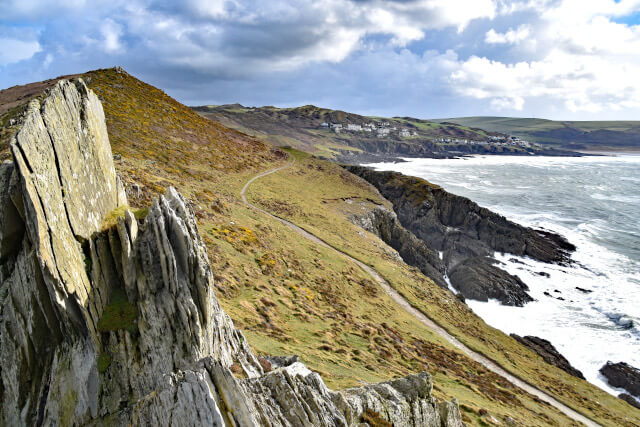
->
[[1, 0, 640, 120]]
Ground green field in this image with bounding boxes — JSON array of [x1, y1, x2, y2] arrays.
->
[[436, 116, 640, 150]]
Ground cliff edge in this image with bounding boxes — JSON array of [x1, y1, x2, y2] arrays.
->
[[0, 80, 462, 425]]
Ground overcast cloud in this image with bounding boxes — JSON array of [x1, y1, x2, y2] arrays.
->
[[1, 0, 640, 119]]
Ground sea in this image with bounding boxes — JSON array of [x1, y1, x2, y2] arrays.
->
[[364, 154, 640, 398]]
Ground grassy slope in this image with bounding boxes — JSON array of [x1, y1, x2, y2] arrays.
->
[[437, 116, 640, 149], [1, 69, 639, 425]]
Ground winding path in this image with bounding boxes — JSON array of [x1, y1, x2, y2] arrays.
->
[[241, 156, 599, 427]]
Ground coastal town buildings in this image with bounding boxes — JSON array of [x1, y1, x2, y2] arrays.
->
[[318, 120, 536, 148]]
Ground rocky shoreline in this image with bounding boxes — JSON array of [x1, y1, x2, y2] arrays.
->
[[345, 166, 575, 306], [334, 146, 585, 165]]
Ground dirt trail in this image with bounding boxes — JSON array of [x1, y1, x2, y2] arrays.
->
[[241, 156, 599, 427]]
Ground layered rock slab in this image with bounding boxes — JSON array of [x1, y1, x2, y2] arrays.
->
[[0, 79, 462, 425], [349, 203, 447, 289]]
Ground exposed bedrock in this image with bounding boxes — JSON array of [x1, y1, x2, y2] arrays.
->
[[350, 204, 448, 289], [0, 79, 462, 425], [510, 335, 584, 379], [600, 362, 640, 399], [345, 166, 575, 306], [619, 393, 640, 409]]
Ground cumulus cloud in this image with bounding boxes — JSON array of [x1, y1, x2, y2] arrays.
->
[[451, 0, 640, 114], [0, 37, 41, 65], [1, 0, 498, 74], [101, 19, 123, 53], [485, 25, 530, 44], [0, 26, 42, 66]]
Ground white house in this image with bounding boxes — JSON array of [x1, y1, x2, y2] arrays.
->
[[377, 128, 390, 137], [346, 124, 362, 131], [399, 129, 411, 137]]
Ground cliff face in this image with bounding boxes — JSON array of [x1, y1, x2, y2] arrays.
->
[[349, 204, 448, 289], [346, 166, 575, 306], [0, 80, 462, 425]]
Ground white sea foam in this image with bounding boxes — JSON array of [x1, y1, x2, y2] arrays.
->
[[365, 154, 640, 397]]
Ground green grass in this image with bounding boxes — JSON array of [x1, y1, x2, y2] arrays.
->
[[97, 287, 138, 334], [101, 205, 148, 231], [97, 352, 112, 373], [436, 116, 640, 148]]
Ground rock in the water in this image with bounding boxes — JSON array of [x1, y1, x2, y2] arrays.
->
[[511, 335, 584, 379], [345, 166, 575, 306], [600, 362, 640, 398], [619, 393, 640, 409], [450, 257, 532, 306], [0, 78, 462, 426]]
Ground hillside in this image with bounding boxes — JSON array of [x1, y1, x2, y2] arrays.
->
[[1, 69, 639, 425], [194, 104, 553, 161], [436, 116, 640, 151]]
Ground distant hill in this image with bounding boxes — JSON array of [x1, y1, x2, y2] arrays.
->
[[193, 105, 554, 161], [435, 116, 640, 152]]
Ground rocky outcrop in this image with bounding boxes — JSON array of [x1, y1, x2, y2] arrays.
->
[[619, 393, 640, 409], [0, 79, 462, 425], [350, 204, 447, 289], [600, 362, 640, 398], [511, 335, 584, 379], [450, 258, 532, 305], [346, 166, 575, 306]]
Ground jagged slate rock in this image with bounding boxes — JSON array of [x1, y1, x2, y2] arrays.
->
[[129, 361, 230, 426], [619, 393, 640, 409], [449, 257, 533, 306], [243, 363, 463, 427], [1, 79, 127, 425], [511, 335, 584, 379], [96, 187, 263, 415], [339, 372, 462, 426], [600, 362, 640, 398], [9, 79, 127, 336], [15, 79, 126, 240], [129, 359, 463, 427], [345, 166, 575, 306], [243, 362, 347, 426], [350, 204, 448, 289]]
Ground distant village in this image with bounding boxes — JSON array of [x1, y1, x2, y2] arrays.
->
[[319, 120, 538, 148], [320, 121, 419, 138]]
